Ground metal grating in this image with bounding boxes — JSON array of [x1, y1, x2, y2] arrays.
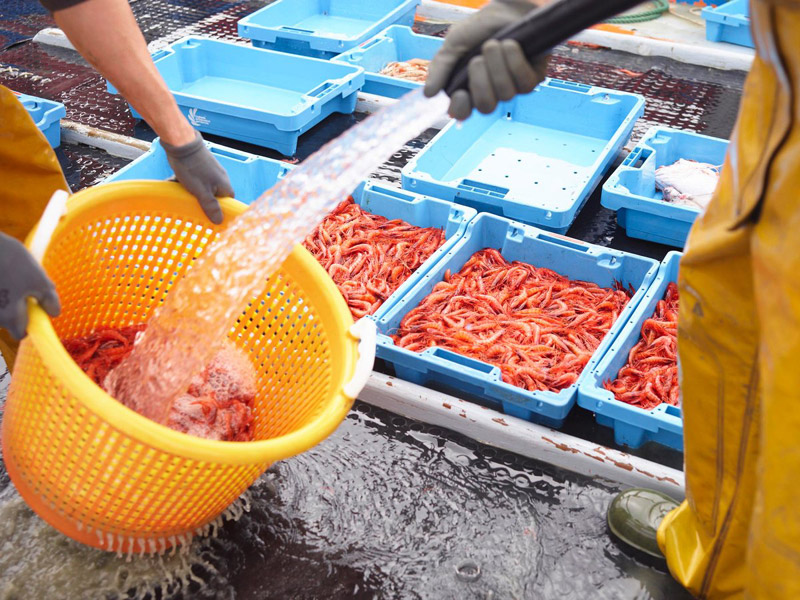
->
[[57, 144, 131, 191], [0, 0, 52, 50]]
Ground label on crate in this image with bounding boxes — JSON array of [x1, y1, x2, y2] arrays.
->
[[187, 108, 210, 127]]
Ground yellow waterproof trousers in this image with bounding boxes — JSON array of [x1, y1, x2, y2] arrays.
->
[[0, 85, 69, 371], [657, 1, 800, 597]]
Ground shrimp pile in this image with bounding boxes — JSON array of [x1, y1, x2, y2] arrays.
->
[[64, 325, 147, 385], [63, 326, 256, 441], [604, 282, 679, 410], [393, 248, 632, 393], [303, 197, 446, 318], [379, 58, 430, 82]]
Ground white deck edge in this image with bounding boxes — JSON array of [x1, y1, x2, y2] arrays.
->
[[418, 1, 753, 72], [571, 29, 753, 72], [61, 120, 150, 160], [360, 372, 685, 500]]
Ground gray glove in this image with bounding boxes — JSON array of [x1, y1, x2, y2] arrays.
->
[[0, 233, 61, 341], [161, 131, 235, 225], [424, 0, 549, 120]]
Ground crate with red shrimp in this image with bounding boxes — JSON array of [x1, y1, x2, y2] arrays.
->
[[578, 251, 683, 450], [375, 213, 659, 428], [303, 181, 477, 322]]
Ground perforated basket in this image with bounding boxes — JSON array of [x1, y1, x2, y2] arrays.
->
[[1, 181, 375, 554]]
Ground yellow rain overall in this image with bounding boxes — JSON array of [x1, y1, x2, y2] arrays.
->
[[0, 85, 69, 371], [657, 0, 800, 597]]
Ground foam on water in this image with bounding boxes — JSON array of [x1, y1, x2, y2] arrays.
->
[[0, 482, 251, 600], [106, 89, 449, 423]]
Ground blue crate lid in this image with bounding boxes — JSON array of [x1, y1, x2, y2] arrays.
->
[[238, 0, 421, 59], [401, 79, 645, 234], [578, 251, 683, 450], [376, 213, 659, 429], [13, 91, 66, 149], [332, 25, 443, 99]]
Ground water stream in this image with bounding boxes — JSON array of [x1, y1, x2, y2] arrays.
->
[[106, 90, 449, 423]]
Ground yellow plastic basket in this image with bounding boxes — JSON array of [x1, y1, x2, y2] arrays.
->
[[1, 181, 375, 554]]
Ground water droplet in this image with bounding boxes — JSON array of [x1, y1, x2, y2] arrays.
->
[[455, 559, 481, 582]]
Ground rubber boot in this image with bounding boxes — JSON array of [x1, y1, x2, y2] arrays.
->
[[607, 488, 678, 559]]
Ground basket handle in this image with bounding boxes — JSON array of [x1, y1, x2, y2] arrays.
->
[[343, 317, 377, 399], [30, 189, 69, 264]]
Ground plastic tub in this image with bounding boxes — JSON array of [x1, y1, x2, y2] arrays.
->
[[1, 180, 375, 554], [14, 91, 66, 149], [104, 138, 292, 204], [601, 126, 728, 248], [401, 79, 645, 234], [107, 37, 365, 156], [348, 182, 477, 320], [376, 213, 659, 428], [238, 0, 421, 59], [702, 0, 754, 49], [332, 25, 443, 99], [578, 251, 682, 450]]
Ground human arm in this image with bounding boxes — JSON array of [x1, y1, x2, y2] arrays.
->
[[41, 0, 233, 223], [424, 0, 551, 120]]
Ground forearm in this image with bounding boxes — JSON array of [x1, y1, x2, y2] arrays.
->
[[52, 0, 195, 146]]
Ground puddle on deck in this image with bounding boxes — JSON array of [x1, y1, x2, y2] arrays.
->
[[0, 368, 688, 600]]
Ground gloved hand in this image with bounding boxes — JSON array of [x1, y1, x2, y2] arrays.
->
[[424, 0, 549, 120], [0, 233, 61, 341], [161, 130, 235, 225]]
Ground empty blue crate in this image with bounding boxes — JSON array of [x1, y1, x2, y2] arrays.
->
[[238, 0, 421, 59], [376, 213, 659, 429], [108, 37, 364, 156], [702, 0, 754, 49], [14, 91, 66, 149], [402, 79, 645, 234], [578, 252, 683, 450], [333, 25, 443, 99], [348, 182, 477, 321], [104, 138, 292, 204], [602, 127, 728, 248]]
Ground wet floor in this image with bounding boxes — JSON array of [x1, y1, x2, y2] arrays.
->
[[1, 369, 689, 600]]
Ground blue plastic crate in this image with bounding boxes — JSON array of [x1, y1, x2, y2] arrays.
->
[[376, 213, 659, 428], [578, 252, 683, 450], [601, 127, 728, 248], [332, 25, 443, 99], [14, 91, 66, 149], [103, 138, 292, 204], [702, 0, 753, 48], [401, 79, 645, 234], [348, 182, 477, 320], [238, 0, 421, 59], [107, 37, 365, 156]]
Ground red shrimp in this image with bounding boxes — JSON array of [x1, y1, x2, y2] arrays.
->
[[393, 249, 631, 393]]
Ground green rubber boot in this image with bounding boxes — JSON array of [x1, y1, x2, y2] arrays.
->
[[607, 488, 679, 559]]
